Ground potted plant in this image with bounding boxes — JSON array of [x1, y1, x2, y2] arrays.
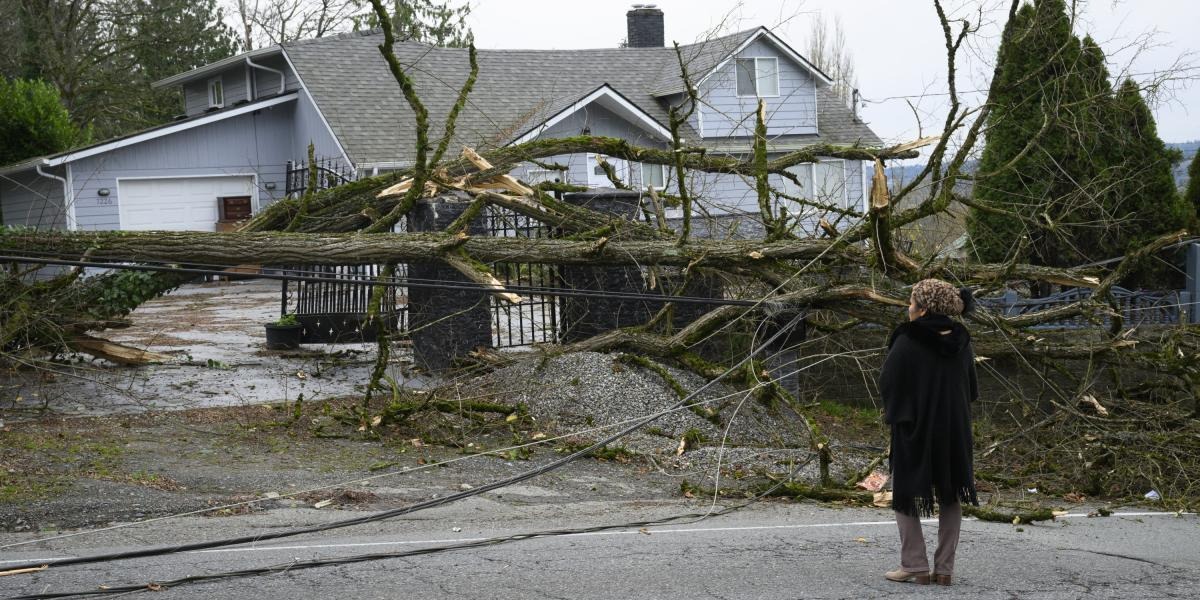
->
[[264, 314, 303, 349]]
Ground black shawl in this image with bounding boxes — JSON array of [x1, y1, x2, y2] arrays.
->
[[881, 314, 979, 516]]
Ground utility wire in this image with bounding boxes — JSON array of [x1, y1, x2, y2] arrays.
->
[[0, 254, 761, 307], [9, 453, 818, 600], [0, 313, 804, 576]]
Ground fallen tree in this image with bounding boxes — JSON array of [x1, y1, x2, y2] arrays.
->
[[2, 0, 1198, 506]]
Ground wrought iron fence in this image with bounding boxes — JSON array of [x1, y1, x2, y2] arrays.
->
[[285, 157, 357, 197], [279, 263, 409, 344], [483, 206, 561, 348]]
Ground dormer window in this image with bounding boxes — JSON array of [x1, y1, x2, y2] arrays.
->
[[208, 77, 224, 108], [735, 57, 779, 97]]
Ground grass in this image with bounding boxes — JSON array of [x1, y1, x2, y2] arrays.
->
[[814, 400, 880, 429], [0, 430, 126, 503]]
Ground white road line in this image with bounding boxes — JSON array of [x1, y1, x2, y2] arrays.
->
[[3, 511, 1190, 565]]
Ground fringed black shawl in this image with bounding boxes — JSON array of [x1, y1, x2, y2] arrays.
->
[[882, 314, 979, 517]]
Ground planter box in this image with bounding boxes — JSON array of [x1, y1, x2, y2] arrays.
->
[[264, 323, 303, 350]]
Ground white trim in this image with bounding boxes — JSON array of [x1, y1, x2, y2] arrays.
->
[[696, 102, 705, 137], [44, 94, 297, 167], [281, 50, 357, 177], [115, 173, 260, 230], [510, 85, 673, 146], [244, 63, 252, 102], [693, 28, 833, 93], [208, 77, 224, 108], [153, 46, 282, 89], [734, 57, 781, 98], [861, 160, 868, 214]]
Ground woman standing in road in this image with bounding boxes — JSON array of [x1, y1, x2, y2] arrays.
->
[[880, 278, 979, 586]]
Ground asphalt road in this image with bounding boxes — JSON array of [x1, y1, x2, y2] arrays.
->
[[3, 499, 1197, 599]]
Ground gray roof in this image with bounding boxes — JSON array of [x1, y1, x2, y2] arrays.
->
[[283, 28, 882, 166]]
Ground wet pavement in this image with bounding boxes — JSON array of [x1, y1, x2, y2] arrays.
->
[[2, 280, 400, 418]]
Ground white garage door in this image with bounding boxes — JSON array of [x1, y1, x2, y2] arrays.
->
[[119, 176, 255, 231]]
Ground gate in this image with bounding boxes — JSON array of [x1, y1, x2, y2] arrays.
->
[[483, 206, 561, 347]]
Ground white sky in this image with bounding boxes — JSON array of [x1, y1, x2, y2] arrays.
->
[[465, 0, 1200, 146]]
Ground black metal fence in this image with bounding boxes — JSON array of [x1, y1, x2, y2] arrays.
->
[[280, 264, 409, 344], [483, 206, 561, 347], [285, 157, 357, 197]]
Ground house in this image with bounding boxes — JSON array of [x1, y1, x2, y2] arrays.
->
[[0, 5, 882, 237]]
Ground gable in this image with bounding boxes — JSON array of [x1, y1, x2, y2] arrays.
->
[[511, 86, 672, 145]]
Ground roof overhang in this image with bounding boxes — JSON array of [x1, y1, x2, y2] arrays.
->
[[654, 27, 833, 98], [509, 84, 673, 146], [0, 94, 300, 174], [152, 46, 283, 89]]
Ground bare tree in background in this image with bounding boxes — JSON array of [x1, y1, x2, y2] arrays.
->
[[805, 12, 858, 109], [232, 0, 362, 49]]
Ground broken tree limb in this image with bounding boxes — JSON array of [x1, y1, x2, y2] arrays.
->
[[69, 335, 172, 365], [441, 252, 523, 304]]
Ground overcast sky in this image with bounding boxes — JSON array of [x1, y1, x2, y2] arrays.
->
[[466, 0, 1200, 146]]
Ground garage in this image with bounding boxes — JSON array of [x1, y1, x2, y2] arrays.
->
[[118, 176, 256, 231]]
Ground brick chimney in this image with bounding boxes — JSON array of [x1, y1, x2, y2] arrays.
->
[[626, 4, 664, 48]]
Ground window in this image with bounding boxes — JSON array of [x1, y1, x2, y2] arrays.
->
[[778, 161, 848, 215], [641, 163, 666, 190], [735, 57, 779, 97], [813, 160, 848, 207], [208, 77, 224, 108], [525, 169, 559, 185]]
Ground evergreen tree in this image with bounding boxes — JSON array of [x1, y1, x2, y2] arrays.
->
[[968, 0, 1088, 267], [1186, 149, 1200, 223], [1109, 79, 1188, 245], [969, 0, 1187, 276], [1, 0, 238, 138], [0, 77, 88, 166]]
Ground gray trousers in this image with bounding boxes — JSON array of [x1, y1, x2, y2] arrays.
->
[[895, 502, 961, 575]]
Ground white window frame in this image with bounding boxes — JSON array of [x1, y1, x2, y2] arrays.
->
[[640, 162, 666, 190], [208, 77, 224, 108], [811, 159, 848, 207], [735, 57, 780, 98]]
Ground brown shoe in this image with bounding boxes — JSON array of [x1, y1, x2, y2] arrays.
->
[[884, 569, 931, 584], [934, 574, 952, 586]]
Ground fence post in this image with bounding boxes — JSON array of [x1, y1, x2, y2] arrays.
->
[[407, 193, 493, 370], [558, 190, 651, 342], [1188, 243, 1200, 324]]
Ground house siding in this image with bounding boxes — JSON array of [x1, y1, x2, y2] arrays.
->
[[183, 56, 301, 117], [697, 38, 818, 139], [293, 91, 347, 167], [67, 101, 297, 231], [512, 103, 668, 189], [0, 168, 67, 229], [685, 155, 866, 226]]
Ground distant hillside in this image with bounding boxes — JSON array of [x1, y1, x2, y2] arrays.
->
[[1170, 141, 1198, 190]]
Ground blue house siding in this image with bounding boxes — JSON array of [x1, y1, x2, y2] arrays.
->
[[183, 57, 301, 117], [68, 101, 298, 231], [293, 92, 348, 168], [0, 168, 67, 229], [512, 103, 669, 189], [696, 38, 818, 139]]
